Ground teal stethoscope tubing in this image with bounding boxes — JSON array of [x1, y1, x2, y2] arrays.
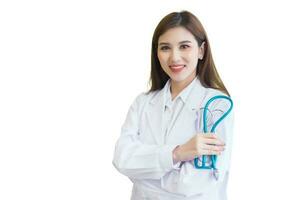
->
[[194, 95, 233, 170]]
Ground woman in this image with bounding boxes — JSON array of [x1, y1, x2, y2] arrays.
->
[[113, 10, 234, 200]]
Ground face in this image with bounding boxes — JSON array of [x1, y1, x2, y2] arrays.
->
[[157, 26, 205, 84]]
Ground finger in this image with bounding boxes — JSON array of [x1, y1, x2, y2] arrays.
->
[[203, 138, 225, 146], [203, 133, 218, 139], [202, 144, 225, 151], [200, 149, 221, 155]]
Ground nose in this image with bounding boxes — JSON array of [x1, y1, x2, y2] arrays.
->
[[170, 49, 181, 63]]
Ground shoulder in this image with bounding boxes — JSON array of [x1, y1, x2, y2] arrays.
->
[[192, 79, 231, 101], [204, 88, 234, 113], [206, 87, 229, 98], [130, 90, 160, 112], [133, 90, 159, 105]]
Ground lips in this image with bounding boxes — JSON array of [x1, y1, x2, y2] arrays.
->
[[169, 64, 186, 73]]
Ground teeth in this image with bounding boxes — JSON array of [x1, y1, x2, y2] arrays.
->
[[170, 65, 185, 68]]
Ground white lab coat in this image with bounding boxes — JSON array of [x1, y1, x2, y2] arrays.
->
[[113, 78, 234, 200]]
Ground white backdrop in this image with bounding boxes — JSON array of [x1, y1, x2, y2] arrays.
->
[[1, 0, 300, 199]]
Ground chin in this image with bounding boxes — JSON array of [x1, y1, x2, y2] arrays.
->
[[169, 75, 189, 83], [169, 71, 196, 83]]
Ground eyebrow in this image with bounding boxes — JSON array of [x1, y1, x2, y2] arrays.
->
[[158, 40, 192, 46]]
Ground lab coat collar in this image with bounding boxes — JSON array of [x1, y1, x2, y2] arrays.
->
[[186, 78, 209, 110], [149, 77, 208, 111], [164, 77, 198, 107], [146, 77, 208, 144]]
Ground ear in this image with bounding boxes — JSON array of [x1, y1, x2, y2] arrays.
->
[[198, 42, 205, 60]]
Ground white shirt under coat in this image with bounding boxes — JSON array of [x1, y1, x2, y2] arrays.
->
[[113, 77, 234, 200]]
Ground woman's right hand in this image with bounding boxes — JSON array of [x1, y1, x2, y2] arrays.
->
[[172, 133, 226, 164]]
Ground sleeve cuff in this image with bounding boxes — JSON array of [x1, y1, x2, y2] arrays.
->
[[159, 144, 180, 172]]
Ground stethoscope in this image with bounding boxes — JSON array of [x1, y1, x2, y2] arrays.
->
[[194, 95, 233, 180]]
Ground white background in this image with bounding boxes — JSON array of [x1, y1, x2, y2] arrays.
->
[[1, 0, 300, 199]]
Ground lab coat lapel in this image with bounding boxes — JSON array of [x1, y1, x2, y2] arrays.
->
[[186, 79, 208, 111], [166, 79, 209, 142], [145, 87, 167, 145]]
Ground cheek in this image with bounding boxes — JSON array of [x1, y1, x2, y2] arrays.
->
[[186, 52, 199, 66], [157, 54, 170, 73], [157, 53, 168, 65]]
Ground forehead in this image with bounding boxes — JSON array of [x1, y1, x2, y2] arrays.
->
[[158, 26, 197, 44]]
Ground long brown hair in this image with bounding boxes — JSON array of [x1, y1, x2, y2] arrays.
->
[[147, 10, 230, 96]]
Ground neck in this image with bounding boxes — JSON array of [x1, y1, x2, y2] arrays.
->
[[170, 74, 196, 100]]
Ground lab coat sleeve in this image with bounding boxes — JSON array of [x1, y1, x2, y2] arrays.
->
[[161, 97, 235, 197], [112, 93, 179, 180]]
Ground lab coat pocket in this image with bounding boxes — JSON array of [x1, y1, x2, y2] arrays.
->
[[161, 161, 217, 197]]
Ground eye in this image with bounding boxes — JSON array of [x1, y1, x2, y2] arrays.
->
[[160, 46, 170, 51], [180, 44, 190, 49]]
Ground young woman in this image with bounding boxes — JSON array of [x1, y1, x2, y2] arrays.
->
[[113, 10, 234, 200]]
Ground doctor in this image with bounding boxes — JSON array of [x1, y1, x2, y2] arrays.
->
[[113, 10, 234, 200]]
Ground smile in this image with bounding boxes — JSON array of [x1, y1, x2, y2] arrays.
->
[[169, 64, 186, 73]]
